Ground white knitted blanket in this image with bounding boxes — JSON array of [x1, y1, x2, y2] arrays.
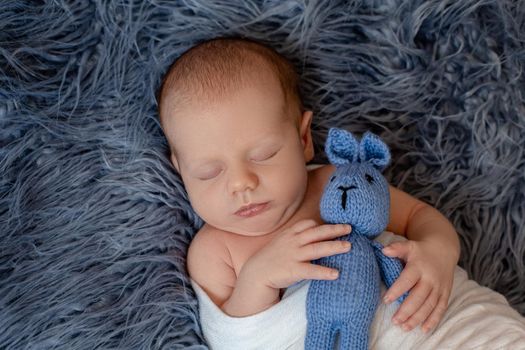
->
[[192, 232, 525, 349]]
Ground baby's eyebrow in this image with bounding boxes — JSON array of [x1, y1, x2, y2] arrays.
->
[[249, 141, 281, 155], [186, 159, 221, 172], [176, 152, 213, 170], [250, 138, 281, 149], [254, 132, 285, 145]]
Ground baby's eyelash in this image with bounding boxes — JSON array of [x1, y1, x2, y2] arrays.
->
[[196, 169, 222, 180], [252, 150, 279, 162]]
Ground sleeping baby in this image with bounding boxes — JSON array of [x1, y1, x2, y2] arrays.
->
[[158, 37, 525, 349]]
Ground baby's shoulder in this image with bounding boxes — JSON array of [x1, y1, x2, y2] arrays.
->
[[187, 225, 236, 306], [189, 224, 225, 249], [307, 163, 336, 191], [309, 163, 335, 178], [187, 225, 231, 270]]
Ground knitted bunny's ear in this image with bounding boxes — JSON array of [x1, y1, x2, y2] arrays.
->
[[325, 128, 359, 166], [359, 132, 390, 171]]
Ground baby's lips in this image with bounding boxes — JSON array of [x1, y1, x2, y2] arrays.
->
[[234, 202, 270, 217]]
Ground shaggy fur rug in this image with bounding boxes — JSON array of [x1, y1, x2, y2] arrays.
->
[[1, 0, 524, 348]]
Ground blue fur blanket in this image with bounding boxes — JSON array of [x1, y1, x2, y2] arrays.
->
[[1, 0, 524, 348]]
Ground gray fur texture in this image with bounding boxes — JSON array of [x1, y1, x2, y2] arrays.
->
[[1, 0, 524, 348]]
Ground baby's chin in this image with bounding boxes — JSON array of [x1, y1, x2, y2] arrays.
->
[[220, 222, 282, 237], [214, 214, 291, 236]]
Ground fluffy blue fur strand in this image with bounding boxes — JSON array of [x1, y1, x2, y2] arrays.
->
[[1, 0, 524, 348]]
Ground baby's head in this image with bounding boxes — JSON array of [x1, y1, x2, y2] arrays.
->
[[158, 38, 314, 236]]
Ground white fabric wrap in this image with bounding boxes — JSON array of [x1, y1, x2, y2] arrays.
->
[[192, 232, 525, 349]]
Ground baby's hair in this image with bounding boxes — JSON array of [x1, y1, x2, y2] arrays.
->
[[158, 37, 303, 126]]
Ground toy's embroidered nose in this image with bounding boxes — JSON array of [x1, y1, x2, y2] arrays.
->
[[338, 185, 356, 210]]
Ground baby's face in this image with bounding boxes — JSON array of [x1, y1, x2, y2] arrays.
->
[[163, 76, 313, 236]]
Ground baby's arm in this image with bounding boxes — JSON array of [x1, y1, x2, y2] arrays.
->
[[188, 220, 352, 317], [187, 227, 237, 308], [383, 185, 460, 332]]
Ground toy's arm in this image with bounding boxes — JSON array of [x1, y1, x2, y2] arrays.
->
[[371, 240, 407, 303]]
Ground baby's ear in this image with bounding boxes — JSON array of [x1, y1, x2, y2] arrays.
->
[[359, 132, 390, 171], [300, 111, 314, 162], [325, 128, 359, 166]]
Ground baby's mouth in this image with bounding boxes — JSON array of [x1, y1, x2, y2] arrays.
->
[[235, 202, 270, 218]]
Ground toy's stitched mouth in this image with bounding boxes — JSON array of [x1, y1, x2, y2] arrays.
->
[[338, 185, 357, 210]]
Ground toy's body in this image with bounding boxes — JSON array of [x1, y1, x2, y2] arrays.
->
[[305, 128, 405, 350], [306, 233, 381, 349]]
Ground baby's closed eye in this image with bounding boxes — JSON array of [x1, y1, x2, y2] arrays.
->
[[195, 166, 223, 180], [250, 147, 281, 162]]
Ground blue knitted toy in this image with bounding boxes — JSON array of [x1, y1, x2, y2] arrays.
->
[[305, 128, 406, 350]]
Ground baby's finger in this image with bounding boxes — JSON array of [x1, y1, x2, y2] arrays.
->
[[299, 263, 340, 281], [300, 240, 351, 260], [398, 290, 438, 331], [383, 268, 419, 303], [422, 294, 448, 333], [382, 241, 411, 260], [298, 224, 352, 245], [392, 282, 432, 326]]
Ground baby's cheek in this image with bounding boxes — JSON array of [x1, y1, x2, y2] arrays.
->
[[274, 165, 308, 202], [185, 185, 219, 216]]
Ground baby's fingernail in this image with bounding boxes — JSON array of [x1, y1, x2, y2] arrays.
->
[[402, 324, 410, 332], [383, 295, 391, 304], [344, 224, 352, 232], [331, 270, 339, 278], [392, 317, 400, 325], [422, 326, 430, 333]]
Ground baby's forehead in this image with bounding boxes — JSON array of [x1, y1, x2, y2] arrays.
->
[[166, 64, 275, 103], [164, 74, 288, 128], [160, 64, 285, 129]]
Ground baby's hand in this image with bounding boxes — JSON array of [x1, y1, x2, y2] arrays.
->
[[382, 240, 456, 333], [242, 220, 352, 290]]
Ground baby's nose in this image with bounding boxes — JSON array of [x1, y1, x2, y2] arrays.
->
[[228, 165, 258, 194]]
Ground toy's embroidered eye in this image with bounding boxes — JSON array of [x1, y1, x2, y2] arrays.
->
[[330, 175, 336, 183], [365, 173, 374, 183]]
